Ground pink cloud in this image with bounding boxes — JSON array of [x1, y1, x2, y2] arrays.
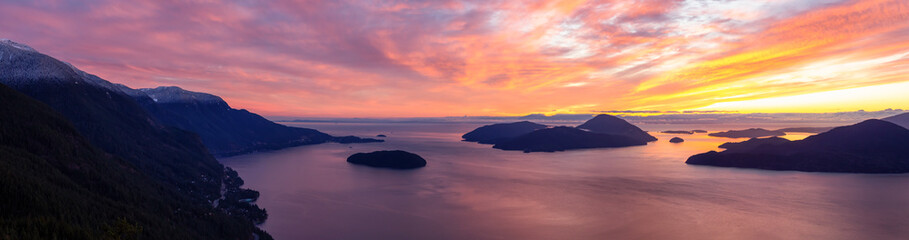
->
[[1, 0, 907, 117]]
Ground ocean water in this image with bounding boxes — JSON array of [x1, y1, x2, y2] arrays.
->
[[220, 122, 909, 240]]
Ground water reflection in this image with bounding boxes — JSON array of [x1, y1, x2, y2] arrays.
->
[[220, 122, 909, 240]]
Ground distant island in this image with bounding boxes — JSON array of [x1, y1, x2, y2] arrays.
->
[[692, 130, 708, 133], [662, 130, 693, 134], [669, 137, 685, 143], [775, 127, 834, 133], [687, 120, 909, 173], [492, 126, 648, 152], [577, 114, 658, 142], [347, 150, 427, 169], [462, 121, 547, 144], [463, 114, 655, 152], [708, 128, 786, 138]]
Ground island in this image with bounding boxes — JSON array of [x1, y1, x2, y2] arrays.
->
[[332, 136, 385, 144], [577, 114, 658, 142], [492, 127, 648, 152], [377, 134, 387, 137], [692, 130, 708, 133], [347, 150, 427, 169], [669, 137, 685, 143], [775, 127, 834, 133], [708, 128, 786, 138], [686, 119, 909, 173], [662, 130, 693, 134], [462, 121, 547, 144]]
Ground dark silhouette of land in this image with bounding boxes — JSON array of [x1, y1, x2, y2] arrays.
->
[[884, 113, 909, 129], [669, 137, 685, 143], [492, 126, 647, 152], [717, 136, 791, 151], [120, 86, 381, 157], [462, 121, 547, 144], [0, 40, 270, 239], [775, 127, 834, 133], [662, 130, 693, 134], [687, 119, 909, 173], [464, 114, 655, 152], [347, 150, 427, 169], [577, 114, 658, 142], [708, 128, 786, 138]]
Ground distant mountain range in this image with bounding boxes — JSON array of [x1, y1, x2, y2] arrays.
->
[[0, 40, 270, 239]]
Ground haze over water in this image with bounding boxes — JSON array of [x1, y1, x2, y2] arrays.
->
[[221, 122, 909, 240]]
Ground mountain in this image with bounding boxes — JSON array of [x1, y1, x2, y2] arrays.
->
[[576, 114, 657, 142], [0, 39, 269, 238], [883, 113, 909, 129], [492, 126, 648, 152], [119, 85, 380, 156], [462, 121, 548, 144], [0, 82, 268, 239], [717, 136, 791, 152], [708, 128, 786, 138], [686, 120, 909, 173]]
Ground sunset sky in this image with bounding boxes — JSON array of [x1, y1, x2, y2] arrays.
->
[[2, 0, 908, 117]]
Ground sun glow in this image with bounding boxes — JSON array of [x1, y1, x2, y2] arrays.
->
[[694, 81, 909, 113]]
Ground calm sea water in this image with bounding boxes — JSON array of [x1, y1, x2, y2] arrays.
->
[[221, 122, 909, 240]]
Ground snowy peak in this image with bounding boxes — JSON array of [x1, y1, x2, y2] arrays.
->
[[0, 39, 37, 53], [139, 86, 227, 105], [0, 39, 128, 96]]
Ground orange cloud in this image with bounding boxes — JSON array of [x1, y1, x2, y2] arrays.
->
[[0, 0, 907, 117]]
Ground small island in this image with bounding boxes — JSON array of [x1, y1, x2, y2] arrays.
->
[[687, 120, 909, 173], [708, 128, 786, 138], [692, 130, 708, 133], [662, 130, 693, 134], [462, 121, 547, 144], [347, 150, 427, 169], [492, 127, 647, 152], [669, 137, 684, 143], [376, 134, 387, 137], [775, 127, 834, 133], [332, 136, 385, 144]]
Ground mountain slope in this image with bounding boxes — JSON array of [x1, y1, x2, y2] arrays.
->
[[0, 40, 269, 238], [883, 112, 909, 129], [0, 83, 265, 239], [119, 86, 380, 156], [492, 126, 648, 152], [576, 114, 657, 142], [462, 121, 548, 144]]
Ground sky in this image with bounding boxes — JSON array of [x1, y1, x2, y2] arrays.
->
[[1, 0, 908, 117]]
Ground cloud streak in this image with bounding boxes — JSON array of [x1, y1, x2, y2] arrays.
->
[[1, 0, 907, 117]]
